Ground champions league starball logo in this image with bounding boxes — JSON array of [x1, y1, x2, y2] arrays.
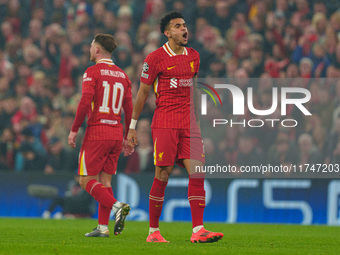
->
[[142, 62, 149, 72], [199, 82, 312, 128]]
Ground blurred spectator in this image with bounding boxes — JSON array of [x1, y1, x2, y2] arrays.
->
[[191, 0, 215, 27], [15, 126, 46, 171], [4, 0, 22, 35], [52, 78, 75, 112], [249, 47, 264, 77], [311, 86, 334, 131], [0, 96, 17, 132], [28, 71, 51, 110], [60, 111, 83, 152], [58, 42, 79, 83], [286, 63, 299, 78], [11, 96, 37, 134], [23, 43, 43, 72], [299, 57, 313, 78], [330, 43, 340, 68], [225, 57, 239, 78], [92, 1, 106, 31], [66, 0, 88, 23], [69, 30, 84, 57], [124, 131, 153, 174], [325, 119, 340, 164], [206, 56, 224, 77], [26, 19, 43, 47], [20, 126, 46, 155], [0, 127, 16, 170], [44, 136, 77, 174], [211, 0, 231, 36], [0, 21, 14, 48], [45, 0, 68, 27], [312, 124, 327, 161], [42, 175, 95, 219], [144, 0, 166, 30], [114, 46, 132, 70], [17, 142, 46, 171], [202, 137, 221, 166], [102, 11, 116, 35], [267, 131, 299, 166], [218, 126, 239, 166], [135, 23, 151, 52], [329, 141, 340, 164], [298, 133, 322, 166], [236, 135, 263, 167]]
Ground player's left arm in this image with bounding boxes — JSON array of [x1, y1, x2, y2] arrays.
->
[[122, 79, 133, 139], [122, 79, 134, 156], [193, 51, 201, 130], [193, 74, 200, 130]]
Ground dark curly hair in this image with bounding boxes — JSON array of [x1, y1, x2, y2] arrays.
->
[[160, 11, 184, 34]]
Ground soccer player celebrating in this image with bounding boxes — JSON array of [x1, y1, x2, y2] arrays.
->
[[68, 33, 133, 237], [127, 11, 224, 243]]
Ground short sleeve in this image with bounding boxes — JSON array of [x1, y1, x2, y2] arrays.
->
[[82, 67, 97, 95], [140, 53, 159, 85]]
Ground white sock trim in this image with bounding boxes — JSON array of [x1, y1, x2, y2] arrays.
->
[[149, 227, 159, 235], [98, 224, 108, 232], [193, 225, 203, 233], [112, 201, 122, 213]]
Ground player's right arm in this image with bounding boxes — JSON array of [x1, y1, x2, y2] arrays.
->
[[127, 53, 159, 148], [127, 82, 151, 147], [68, 67, 97, 148]]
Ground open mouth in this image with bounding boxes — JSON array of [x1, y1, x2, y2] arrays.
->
[[182, 32, 188, 40]]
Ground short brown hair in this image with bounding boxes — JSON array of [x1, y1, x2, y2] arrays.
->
[[94, 33, 117, 54]]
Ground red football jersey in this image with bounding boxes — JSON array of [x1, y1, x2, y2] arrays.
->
[[140, 42, 200, 129], [73, 59, 132, 140]]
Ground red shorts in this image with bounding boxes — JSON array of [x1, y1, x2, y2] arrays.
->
[[151, 128, 205, 167], [78, 140, 122, 176]]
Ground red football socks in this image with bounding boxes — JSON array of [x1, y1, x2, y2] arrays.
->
[[86, 179, 117, 209], [149, 177, 168, 228], [98, 187, 114, 225], [188, 175, 205, 228]]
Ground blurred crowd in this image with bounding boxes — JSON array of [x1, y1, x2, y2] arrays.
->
[[1, 0, 340, 175]]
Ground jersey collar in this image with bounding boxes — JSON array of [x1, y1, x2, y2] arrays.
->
[[162, 42, 188, 57], [96, 58, 115, 65]]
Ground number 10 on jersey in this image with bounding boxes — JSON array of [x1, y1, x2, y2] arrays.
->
[[99, 81, 124, 114]]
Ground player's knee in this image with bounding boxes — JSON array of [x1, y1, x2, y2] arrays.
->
[[98, 176, 111, 187], [159, 170, 170, 182], [79, 177, 88, 190]]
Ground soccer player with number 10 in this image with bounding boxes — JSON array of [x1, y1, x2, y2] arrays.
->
[[68, 33, 133, 237]]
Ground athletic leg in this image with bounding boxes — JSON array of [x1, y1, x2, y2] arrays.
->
[[146, 165, 172, 243], [101, 140, 130, 235], [178, 128, 223, 243], [149, 165, 173, 229], [183, 159, 205, 231], [97, 172, 114, 227], [79, 175, 117, 209], [183, 158, 223, 243], [147, 128, 178, 243], [78, 140, 124, 237]]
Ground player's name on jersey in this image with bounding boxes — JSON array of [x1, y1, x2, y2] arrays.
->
[[100, 69, 126, 78]]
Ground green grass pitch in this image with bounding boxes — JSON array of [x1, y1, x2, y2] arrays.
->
[[1, 219, 340, 255]]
